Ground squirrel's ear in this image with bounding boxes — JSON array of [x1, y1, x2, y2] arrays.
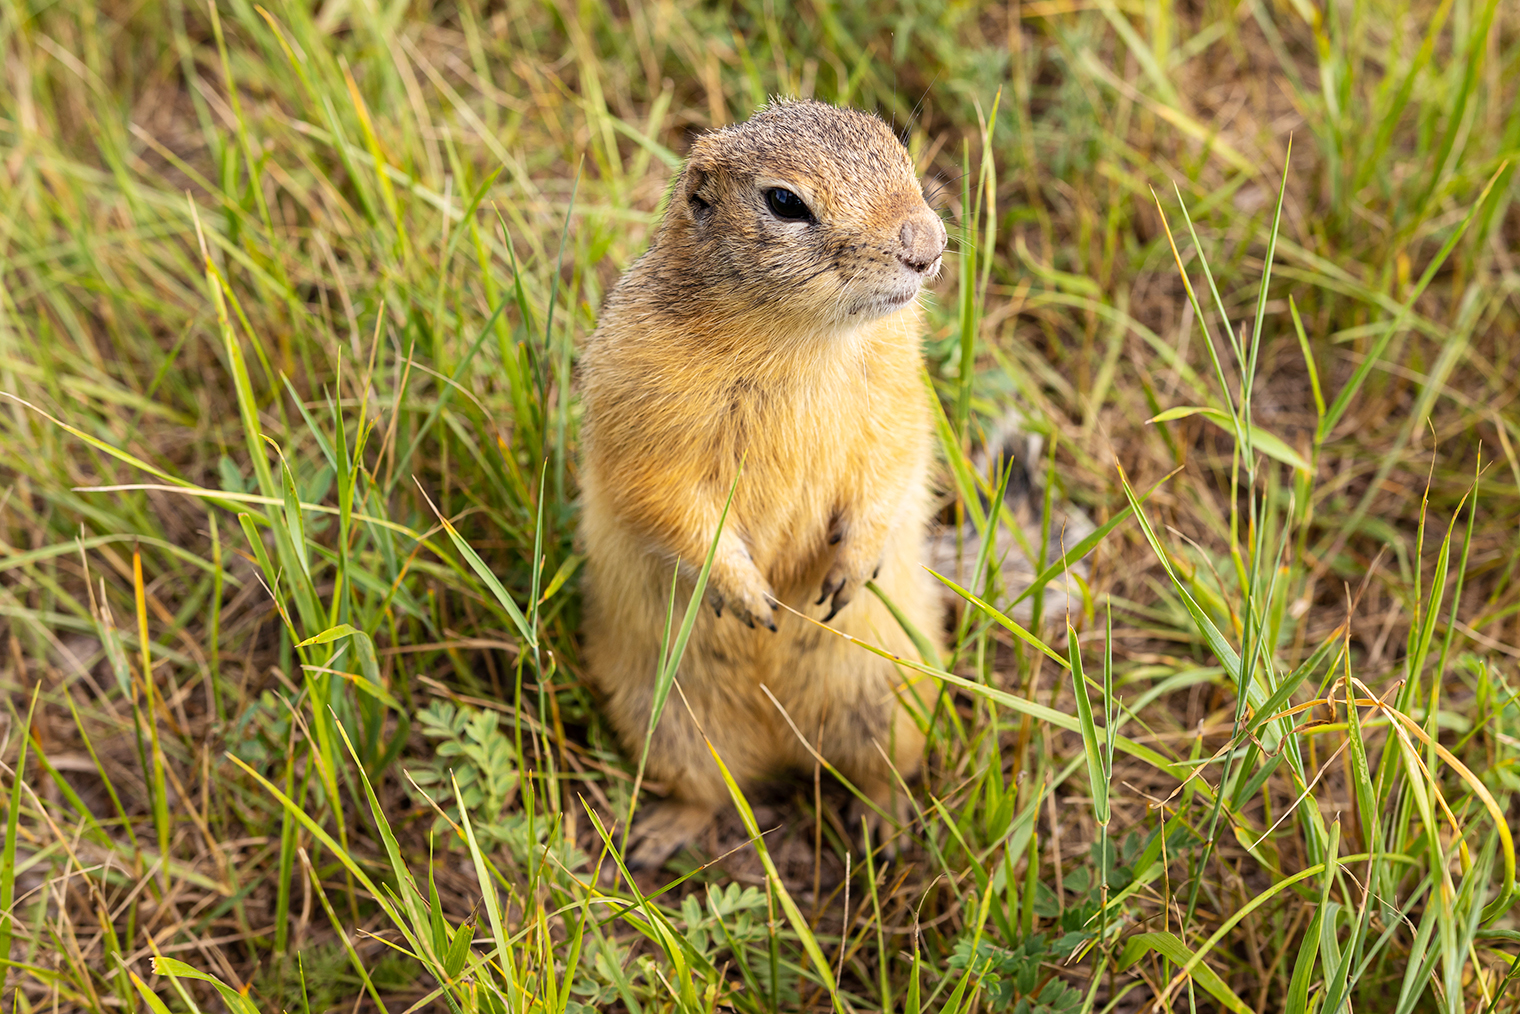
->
[[680, 165, 714, 220]]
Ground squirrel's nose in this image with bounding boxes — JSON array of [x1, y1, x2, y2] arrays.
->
[[897, 215, 948, 274]]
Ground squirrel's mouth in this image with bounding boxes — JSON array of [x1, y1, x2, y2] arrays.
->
[[865, 277, 927, 313], [840, 260, 937, 320], [845, 288, 914, 317]]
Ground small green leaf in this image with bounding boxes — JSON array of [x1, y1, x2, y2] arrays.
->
[[1146, 405, 1215, 424], [444, 920, 474, 979], [538, 553, 584, 604], [295, 623, 361, 648]]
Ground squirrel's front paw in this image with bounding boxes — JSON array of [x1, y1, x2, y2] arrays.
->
[[707, 580, 778, 632], [817, 553, 880, 622]]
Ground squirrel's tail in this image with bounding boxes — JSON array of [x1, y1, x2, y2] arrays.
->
[[928, 407, 1093, 626]]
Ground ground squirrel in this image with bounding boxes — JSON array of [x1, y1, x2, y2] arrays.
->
[[578, 99, 947, 868]]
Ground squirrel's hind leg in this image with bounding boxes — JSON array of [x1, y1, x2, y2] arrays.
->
[[626, 795, 720, 869]]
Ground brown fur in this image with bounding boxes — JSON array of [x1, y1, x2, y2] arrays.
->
[[577, 99, 947, 868]]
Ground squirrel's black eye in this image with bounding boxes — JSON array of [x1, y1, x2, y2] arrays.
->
[[765, 188, 812, 221]]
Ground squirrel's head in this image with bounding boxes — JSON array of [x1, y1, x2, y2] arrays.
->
[[660, 99, 947, 333]]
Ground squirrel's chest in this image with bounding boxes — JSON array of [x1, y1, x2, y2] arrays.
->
[[709, 371, 872, 486]]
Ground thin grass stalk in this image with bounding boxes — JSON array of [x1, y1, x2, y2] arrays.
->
[[131, 546, 172, 893]]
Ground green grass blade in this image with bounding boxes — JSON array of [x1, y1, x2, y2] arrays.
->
[[416, 480, 535, 647], [0, 685, 40, 972], [1067, 622, 1108, 826]]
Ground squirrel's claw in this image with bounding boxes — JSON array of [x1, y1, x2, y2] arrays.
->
[[820, 551, 881, 621], [816, 573, 844, 606], [711, 583, 779, 632], [821, 579, 856, 622]]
